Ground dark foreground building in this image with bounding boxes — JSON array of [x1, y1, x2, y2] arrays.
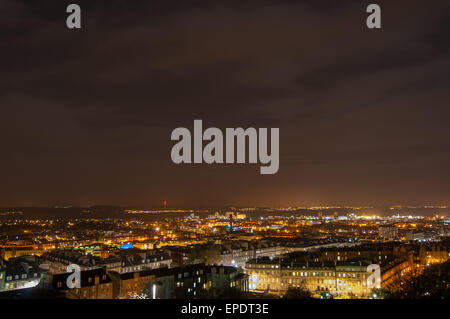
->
[[46, 263, 247, 299]]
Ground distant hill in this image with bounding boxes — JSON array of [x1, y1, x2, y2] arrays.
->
[[0, 206, 125, 219]]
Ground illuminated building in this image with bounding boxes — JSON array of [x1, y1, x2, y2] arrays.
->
[[246, 258, 374, 298], [109, 269, 155, 299], [0, 256, 42, 292], [380, 258, 414, 292], [0, 247, 46, 260], [41, 249, 172, 274], [379, 226, 399, 241], [235, 213, 247, 220], [406, 231, 426, 241]]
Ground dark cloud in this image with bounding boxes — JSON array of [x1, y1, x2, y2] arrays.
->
[[1, 0, 449, 207]]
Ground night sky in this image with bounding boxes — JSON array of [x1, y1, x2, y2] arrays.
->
[[1, 0, 449, 207]]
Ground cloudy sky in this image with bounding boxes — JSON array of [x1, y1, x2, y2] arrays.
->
[[1, 0, 449, 207]]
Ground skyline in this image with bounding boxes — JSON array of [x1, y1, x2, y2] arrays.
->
[[1, 204, 449, 219], [1, 207, 448, 299], [1, 0, 450, 207]]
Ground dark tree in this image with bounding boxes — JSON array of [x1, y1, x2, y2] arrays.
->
[[282, 286, 313, 299]]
